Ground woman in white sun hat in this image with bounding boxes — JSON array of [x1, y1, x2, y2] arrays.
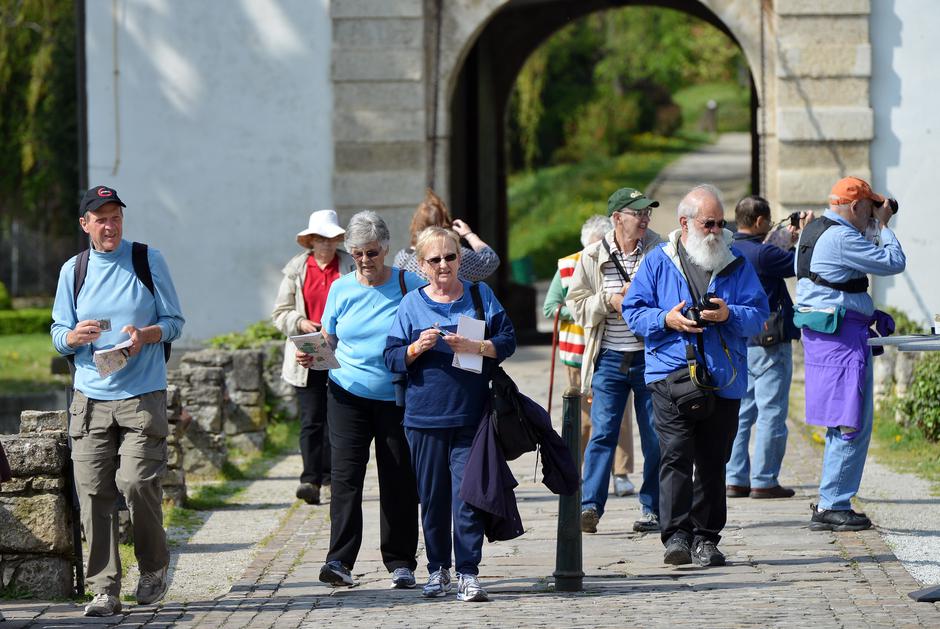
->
[[272, 209, 356, 506]]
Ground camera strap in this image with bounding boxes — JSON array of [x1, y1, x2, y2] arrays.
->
[[601, 238, 633, 285]]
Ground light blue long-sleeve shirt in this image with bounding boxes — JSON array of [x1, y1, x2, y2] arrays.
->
[[794, 211, 906, 316], [51, 239, 185, 400]]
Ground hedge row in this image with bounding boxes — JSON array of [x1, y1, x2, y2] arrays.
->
[[0, 308, 53, 335]]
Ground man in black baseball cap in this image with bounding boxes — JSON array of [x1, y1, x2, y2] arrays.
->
[[79, 185, 126, 216]]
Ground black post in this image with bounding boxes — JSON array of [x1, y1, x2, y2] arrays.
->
[[554, 386, 583, 592]]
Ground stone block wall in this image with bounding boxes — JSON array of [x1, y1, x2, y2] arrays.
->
[[163, 385, 187, 507], [0, 411, 74, 598]]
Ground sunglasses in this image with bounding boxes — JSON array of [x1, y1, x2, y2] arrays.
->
[[695, 218, 727, 230], [350, 249, 381, 260], [425, 253, 458, 265], [620, 208, 653, 218]]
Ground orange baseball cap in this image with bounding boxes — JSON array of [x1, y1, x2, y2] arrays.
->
[[829, 176, 885, 205]]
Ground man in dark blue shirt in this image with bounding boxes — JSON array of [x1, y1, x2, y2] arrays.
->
[[726, 196, 812, 499]]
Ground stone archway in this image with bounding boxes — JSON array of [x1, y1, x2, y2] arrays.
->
[[330, 0, 874, 290]]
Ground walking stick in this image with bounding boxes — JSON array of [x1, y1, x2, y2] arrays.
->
[[547, 304, 562, 412]]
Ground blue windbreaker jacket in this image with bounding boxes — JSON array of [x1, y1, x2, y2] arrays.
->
[[622, 229, 769, 399]]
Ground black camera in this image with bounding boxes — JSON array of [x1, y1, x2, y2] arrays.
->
[[686, 292, 720, 327], [788, 212, 800, 228], [882, 198, 899, 215]]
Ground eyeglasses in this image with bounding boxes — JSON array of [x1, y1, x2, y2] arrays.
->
[[620, 208, 653, 218], [424, 253, 458, 265], [695, 218, 727, 230], [350, 249, 381, 260]]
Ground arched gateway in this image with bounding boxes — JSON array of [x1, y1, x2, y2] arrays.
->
[[331, 0, 874, 311]]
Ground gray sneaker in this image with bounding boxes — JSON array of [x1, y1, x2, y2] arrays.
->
[[422, 568, 451, 598], [632, 512, 660, 533], [390, 566, 416, 589], [135, 565, 169, 605], [456, 573, 489, 602], [84, 593, 122, 617]]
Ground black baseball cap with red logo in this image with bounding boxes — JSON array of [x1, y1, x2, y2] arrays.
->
[[79, 185, 126, 215]]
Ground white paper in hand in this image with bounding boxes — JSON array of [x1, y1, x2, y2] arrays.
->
[[452, 314, 485, 373], [93, 339, 134, 378], [289, 332, 340, 370]]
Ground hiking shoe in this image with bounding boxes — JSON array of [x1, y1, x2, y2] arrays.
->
[[390, 567, 416, 589], [750, 485, 795, 499], [613, 474, 636, 496], [456, 573, 489, 602], [726, 484, 750, 498], [84, 593, 122, 617], [809, 504, 872, 532], [296, 483, 321, 505], [135, 565, 169, 605], [663, 535, 692, 566], [422, 568, 452, 598], [632, 512, 660, 533], [580, 507, 599, 534], [319, 560, 354, 587], [692, 539, 726, 567]]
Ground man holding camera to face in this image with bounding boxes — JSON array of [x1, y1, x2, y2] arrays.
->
[[794, 177, 905, 532], [725, 197, 814, 500], [623, 184, 768, 567]]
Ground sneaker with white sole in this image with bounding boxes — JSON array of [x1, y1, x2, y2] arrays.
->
[[613, 474, 636, 496], [390, 566, 416, 589], [136, 565, 169, 605], [422, 568, 451, 598], [456, 573, 489, 602], [319, 560, 354, 587], [84, 593, 122, 617]]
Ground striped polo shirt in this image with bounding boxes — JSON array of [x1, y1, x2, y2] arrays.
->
[[600, 232, 644, 352]]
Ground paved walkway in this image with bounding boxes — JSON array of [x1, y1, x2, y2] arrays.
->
[[2, 346, 939, 627]]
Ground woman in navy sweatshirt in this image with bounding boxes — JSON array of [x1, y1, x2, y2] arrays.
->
[[385, 226, 516, 603]]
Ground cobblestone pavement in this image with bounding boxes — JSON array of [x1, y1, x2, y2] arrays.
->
[[2, 347, 939, 627]]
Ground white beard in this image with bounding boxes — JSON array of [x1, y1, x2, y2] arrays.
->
[[685, 227, 726, 271]]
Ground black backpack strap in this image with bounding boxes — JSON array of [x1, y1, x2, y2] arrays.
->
[[132, 242, 155, 295], [398, 268, 407, 296], [469, 282, 489, 339], [796, 217, 869, 293], [601, 238, 631, 284], [73, 249, 90, 307]]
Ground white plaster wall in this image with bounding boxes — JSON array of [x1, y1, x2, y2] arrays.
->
[[870, 0, 940, 327], [85, 0, 332, 341]]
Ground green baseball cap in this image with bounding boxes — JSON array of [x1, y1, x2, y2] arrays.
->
[[607, 187, 659, 216]]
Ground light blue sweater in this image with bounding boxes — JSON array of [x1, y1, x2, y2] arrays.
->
[[51, 239, 185, 400]]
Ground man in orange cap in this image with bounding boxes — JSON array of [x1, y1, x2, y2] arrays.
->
[[793, 176, 905, 532]]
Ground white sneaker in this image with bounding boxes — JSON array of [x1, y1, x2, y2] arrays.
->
[[135, 565, 169, 605], [456, 573, 489, 602], [422, 568, 451, 598], [613, 474, 635, 496], [390, 566, 416, 589], [84, 593, 122, 617]]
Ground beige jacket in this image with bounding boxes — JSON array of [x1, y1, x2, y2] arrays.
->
[[565, 228, 663, 395], [271, 249, 356, 387]]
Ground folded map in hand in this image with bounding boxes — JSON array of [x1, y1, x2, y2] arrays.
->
[[93, 339, 134, 378], [289, 332, 340, 370]]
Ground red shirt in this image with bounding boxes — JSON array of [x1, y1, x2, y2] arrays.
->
[[303, 254, 340, 324]]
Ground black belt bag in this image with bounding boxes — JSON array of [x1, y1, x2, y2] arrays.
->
[[664, 367, 715, 420]]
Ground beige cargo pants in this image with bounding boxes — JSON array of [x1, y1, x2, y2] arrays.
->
[[68, 389, 169, 596]]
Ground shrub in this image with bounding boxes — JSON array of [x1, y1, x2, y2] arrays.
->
[[208, 320, 284, 350], [0, 281, 11, 310], [900, 352, 940, 442], [0, 308, 53, 335]]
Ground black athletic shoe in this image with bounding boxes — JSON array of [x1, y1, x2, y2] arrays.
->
[[296, 483, 321, 505], [663, 535, 692, 566], [691, 539, 726, 567], [809, 503, 872, 531], [319, 561, 354, 587]]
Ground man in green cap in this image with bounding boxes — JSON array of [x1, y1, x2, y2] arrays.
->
[[566, 187, 664, 534]]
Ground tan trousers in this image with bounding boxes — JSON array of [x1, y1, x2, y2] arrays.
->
[[68, 389, 169, 596], [566, 365, 633, 475]]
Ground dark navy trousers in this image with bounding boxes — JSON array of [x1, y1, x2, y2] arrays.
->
[[405, 424, 485, 576]]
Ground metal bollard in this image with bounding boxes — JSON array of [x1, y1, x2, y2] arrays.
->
[[553, 386, 583, 592]]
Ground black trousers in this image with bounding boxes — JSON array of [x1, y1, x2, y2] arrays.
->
[[296, 370, 331, 486], [325, 379, 418, 572], [649, 379, 740, 546]]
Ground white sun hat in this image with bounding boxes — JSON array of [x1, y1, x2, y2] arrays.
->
[[296, 209, 345, 243]]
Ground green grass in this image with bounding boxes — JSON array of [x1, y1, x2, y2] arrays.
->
[[508, 133, 707, 279], [871, 396, 940, 491], [0, 332, 69, 394], [673, 80, 751, 135]]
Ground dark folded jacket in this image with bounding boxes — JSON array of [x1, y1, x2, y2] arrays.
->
[[0, 440, 12, 485], [459, 390, 578, 542]]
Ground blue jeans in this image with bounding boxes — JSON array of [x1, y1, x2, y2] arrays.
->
[[818, 358, 874, 511], [726, 343, 792, 489], [582, 348, 660, 517]]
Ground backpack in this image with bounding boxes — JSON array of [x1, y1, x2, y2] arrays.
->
[[70, 242, 171, 366], [469, 283, 538, 461]]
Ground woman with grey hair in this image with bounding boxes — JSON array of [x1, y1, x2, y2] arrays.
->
[[541, 215, 637, 498], [296, 210, 422, 590]]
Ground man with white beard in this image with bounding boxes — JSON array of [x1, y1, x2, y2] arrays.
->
[[623, 184, 768, 567]]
